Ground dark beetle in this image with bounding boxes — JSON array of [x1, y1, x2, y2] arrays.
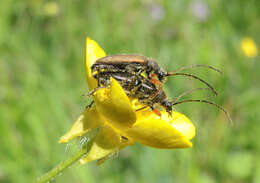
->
[[87, 71, 232, 122], [91, 54, 222, 96], [91, 71, 173, 115], [87, 54, 232, 122], [91, 54, 166, 82]]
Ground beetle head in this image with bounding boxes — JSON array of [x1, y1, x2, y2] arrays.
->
[[147, 60, 166, 82], [161, 100, 173, 115], [157, 70, 165, 82]]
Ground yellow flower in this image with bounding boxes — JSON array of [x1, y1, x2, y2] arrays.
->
[[59, 37, 196, 164], [241, 37, 258, 58], [43, 2, 60, 16]]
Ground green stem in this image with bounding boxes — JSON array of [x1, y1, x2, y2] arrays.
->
[[36, 148, 88, 183], [37, 128, 100, 183]]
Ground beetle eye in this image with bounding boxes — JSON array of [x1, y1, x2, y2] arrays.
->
[[158, 71, 164, 81], [166, 101, 172, 108], [162, 100, 172, 113], [166, 101, 172, 114]]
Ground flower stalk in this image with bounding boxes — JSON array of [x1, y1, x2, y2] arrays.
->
[[37, 148, 88, 183], [37, 128, 100, 183]]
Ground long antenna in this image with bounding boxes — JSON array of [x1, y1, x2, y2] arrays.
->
[[171, 64, 223, 75], [166, 72, 218, 96], [173, 88, 213, 103], [172, 99, 233, 124]]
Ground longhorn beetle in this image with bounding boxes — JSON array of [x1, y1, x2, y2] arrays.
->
[[91, 54, 223, 96], [86, 54, 231, 123], [85, 71, 232, 123]]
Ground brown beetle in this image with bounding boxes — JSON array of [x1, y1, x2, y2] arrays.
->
[[85, 71, 231, 122], [86, 54, 232, 123], [91, 54, 222, 96]]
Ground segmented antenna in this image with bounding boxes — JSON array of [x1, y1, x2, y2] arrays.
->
[[171, 64, 223, 75], [172, 99, 233, 124], [173, 88, 213, 103], [166, 72, 218, 96]]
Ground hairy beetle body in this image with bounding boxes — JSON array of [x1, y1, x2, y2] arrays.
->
[[87, 54, 232, 122], [92, 71, 173, 114], [92, 54, 166, 83]]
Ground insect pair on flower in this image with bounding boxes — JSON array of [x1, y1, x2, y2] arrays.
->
[[86, 54, 231, 122], [59, 38, 231, 164]]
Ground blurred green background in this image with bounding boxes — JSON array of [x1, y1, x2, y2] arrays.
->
[[1, 0, 260, 183]]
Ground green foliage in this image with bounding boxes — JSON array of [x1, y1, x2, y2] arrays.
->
[[0, 0, 259, 182]]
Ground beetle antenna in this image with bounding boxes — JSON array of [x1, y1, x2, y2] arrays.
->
[[172, 99, 233, 124], [173, 88, 213, 103], [171, 64, 223, 75], [166, 72, 218, 96]]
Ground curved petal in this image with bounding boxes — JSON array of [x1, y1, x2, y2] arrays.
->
[[85, 37, 106, 90], [58, 107, 135, 164], [94, 77, 137, 128], [80, 125, 134, 164], [125, 110, 196, 148], [58, 107, 105, 143], [170, 112, 195, 140], [85, 38, 137, 127]]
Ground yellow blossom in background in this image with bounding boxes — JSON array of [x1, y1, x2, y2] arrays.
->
[[241, 37, 258, 58], [59, 37, 196, 164], [43, 1, 60, 16]]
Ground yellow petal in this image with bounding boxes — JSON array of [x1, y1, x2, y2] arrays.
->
[[43, 2, 60, 16], [58, 107, 105, 143], [241, 37, 258, 58], [170, 112, 195, 140], [85, 37, 106, 90], [94, 77, 137, 128], [125, 110, 195, 148], [80, 125, 134, 164]]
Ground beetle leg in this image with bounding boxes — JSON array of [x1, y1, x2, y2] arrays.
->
[[152, 108, 161, 116], [135, 105, 161, 117], [137, 97, 162, 116], [150, 106, 162, 117], [85, 100, 94, 109], [136, 106, 148, 112], [83, 86, 107, 98]]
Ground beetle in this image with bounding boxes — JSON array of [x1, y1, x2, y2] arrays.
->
[[87, 54, 232, 122], [91, 54, 222, 96], [92, 55, 222, 82], [86, 71, 232, 123], [87, 71, 173, 115]]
